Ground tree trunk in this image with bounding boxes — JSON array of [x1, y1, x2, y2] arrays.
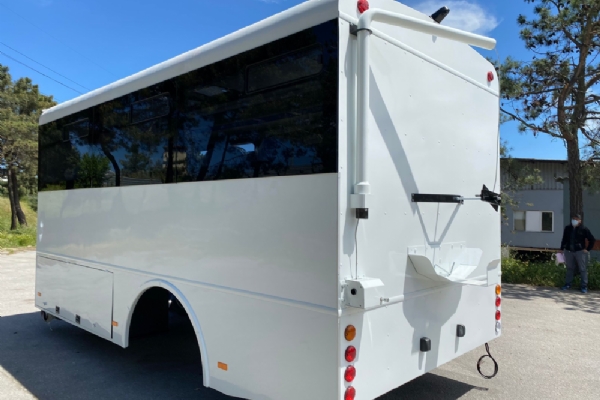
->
[[6, 167, 19, 230], [566, 137, 584, 220]]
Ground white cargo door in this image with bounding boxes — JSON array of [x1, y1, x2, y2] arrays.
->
[[36, 256, 113, 340]]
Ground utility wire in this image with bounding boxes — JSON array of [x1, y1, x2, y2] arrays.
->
[[0, 42, 90, 91], [0, 50, 83, 94], [0, 2, 117, 78]]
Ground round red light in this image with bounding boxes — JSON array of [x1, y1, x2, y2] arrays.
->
[[495, 297, 501, 307], [357, 0, 370, 14], [344, 365, 356, 382], [495, 310, 501, 321], [487, 71, 495, 82], [345, 386, 356, 400], [345, 346, 357, 362]]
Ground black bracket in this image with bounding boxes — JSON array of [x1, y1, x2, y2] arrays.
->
[[478, 185, 501, 212], [411, 193, 464, 204], [350, 24, 372, 36]]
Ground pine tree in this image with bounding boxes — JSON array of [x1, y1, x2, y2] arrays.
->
[[0, 64, 56, 229], [499, 0, 600, 218]]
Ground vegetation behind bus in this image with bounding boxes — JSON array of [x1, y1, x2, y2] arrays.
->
[[0, 63, 53, 240]]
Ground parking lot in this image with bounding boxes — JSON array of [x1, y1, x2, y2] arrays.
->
[[1, 251, 599, 400]]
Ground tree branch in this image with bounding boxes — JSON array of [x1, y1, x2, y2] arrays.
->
[[500, 108, 563, 139]]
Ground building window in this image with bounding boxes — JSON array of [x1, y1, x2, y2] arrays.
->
[[514, 211, 525, 231], [514, 211, 553, 233], [541, 211, 553, 232]]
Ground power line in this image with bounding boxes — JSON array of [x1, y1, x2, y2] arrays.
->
[[0, 2, 117, 78], [0, 50, 83, 94], [0, 42, 90, 91]]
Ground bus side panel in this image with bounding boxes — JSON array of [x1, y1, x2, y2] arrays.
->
[[339, 285, 498, 400], [35, 255, 113, 340], [36, 174, 339, 310], [109, 270, 339, 400]]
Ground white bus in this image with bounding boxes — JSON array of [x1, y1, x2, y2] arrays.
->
[[35, 1, 502, 399]]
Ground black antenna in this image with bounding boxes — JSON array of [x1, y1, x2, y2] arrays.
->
[[430, 6, 450, 24]]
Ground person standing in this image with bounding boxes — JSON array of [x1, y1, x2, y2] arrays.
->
[[560, 214, 596, 293]]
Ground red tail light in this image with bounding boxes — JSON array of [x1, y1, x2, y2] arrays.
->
[[344, 365, 356, 382], [495, 297, 501, 307], [345, 346, 357, 362], [345, 386, 356, 400], [357, 0, 369, 14], [495, 310, 501, 321], [487, 71, 495, 82]]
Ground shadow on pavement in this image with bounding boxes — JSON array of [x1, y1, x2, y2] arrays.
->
[[376, 373, 487, 400], [0, 311, 228, 400], [502, 284, 600, 315], [0, 311, 483, 400]]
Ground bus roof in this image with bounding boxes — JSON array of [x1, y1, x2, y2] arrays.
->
[[39, 0, 338, 126]]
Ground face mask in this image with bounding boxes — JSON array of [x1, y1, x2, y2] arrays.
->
[[572, 220, 579, 227]]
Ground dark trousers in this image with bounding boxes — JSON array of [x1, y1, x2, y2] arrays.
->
[[565, 250, 589, 288]]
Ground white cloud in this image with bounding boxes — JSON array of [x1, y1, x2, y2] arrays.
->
[[412, 1, 499, 34]]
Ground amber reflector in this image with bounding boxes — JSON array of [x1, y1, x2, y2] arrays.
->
[[495, 285, 502, 296], [344, 325, 356, 341]]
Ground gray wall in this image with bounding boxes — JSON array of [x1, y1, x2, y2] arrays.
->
[[501, 190, 564, 249]]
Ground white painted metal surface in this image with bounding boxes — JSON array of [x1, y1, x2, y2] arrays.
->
[[36, 1, 501, 399], [35, 256, 113, 340]]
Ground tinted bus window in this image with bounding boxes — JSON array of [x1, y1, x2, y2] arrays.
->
[[247, 45, 324, 92], [175, 19, 338, 182], [39, 19, 338, 190], [39, 112, 93, 191]]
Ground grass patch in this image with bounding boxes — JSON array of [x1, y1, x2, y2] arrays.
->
[[0, 196, 37, 249], [502, 255, 600, 290]]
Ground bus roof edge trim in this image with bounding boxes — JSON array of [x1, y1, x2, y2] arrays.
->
[[39, 0, 338, 126]]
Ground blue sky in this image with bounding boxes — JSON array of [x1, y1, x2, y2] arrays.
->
[[0, 0, 567, 160]]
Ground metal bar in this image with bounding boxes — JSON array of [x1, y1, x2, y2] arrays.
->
[[411, 193, 464, 204]]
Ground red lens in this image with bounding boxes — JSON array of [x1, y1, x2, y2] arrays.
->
[[345, 346, 357, 362], [495, 310, 501, 321], [487, 71, 495, 82], [344, 366, 356, 382], [357, 0, 369, 14], [345, 386, 356, 400], [495, 297, 501, 307]]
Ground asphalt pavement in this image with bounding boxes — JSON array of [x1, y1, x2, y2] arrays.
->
[[1, 251, 598, 400]]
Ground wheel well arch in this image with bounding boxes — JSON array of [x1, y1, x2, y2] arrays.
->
[[124, 279, 210, 387]]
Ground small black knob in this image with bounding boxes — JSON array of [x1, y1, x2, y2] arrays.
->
[[457, 324, 466, 338], [351, 288, 357, 295], [420, 337, 432, 352]]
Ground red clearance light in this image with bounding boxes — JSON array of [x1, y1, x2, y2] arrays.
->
[[487, 71, 495, 82], [495, 310, 501, 321], [345, 346, 357, 362], [344, 365, 356, 382], [345, 386, 356, 400], [357, 0, 370, 14], [495, 297, 501, 307]]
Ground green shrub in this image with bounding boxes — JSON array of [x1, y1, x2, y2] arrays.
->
[[502, 256, 600, 290], [26, 195, 38, 212]]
